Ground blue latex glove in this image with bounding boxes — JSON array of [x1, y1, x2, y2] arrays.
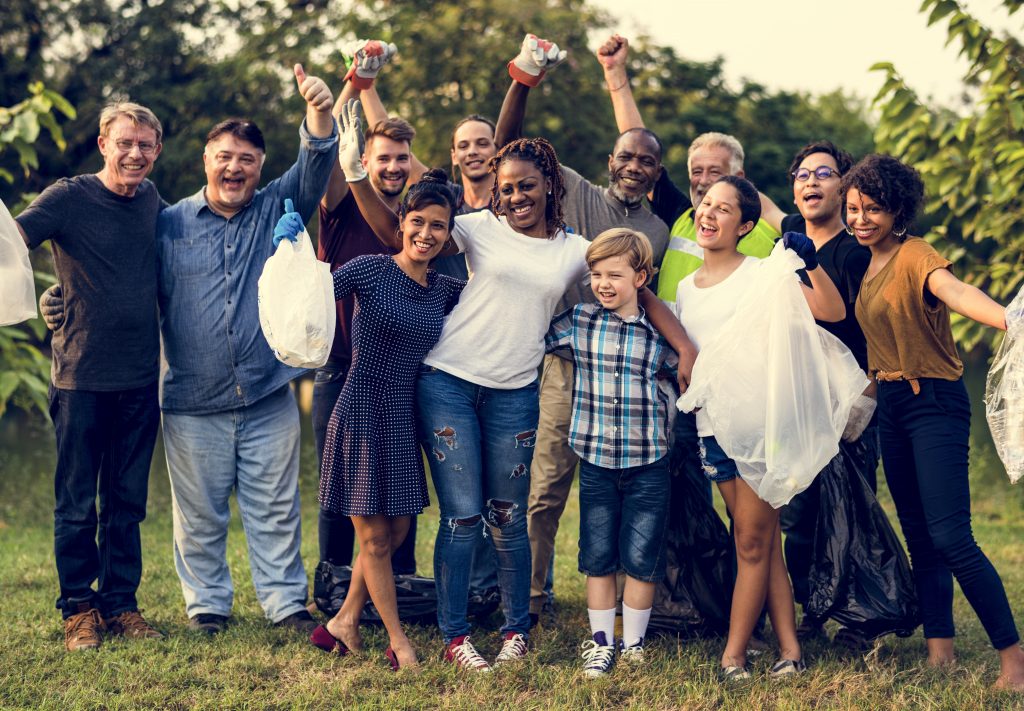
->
[[273, 198, 304, 248], [782, 231, 818, 271]]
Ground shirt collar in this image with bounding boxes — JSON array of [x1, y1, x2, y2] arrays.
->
[[596, 303, 656, 332]]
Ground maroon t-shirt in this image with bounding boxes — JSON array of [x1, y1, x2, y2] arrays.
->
[[318, 192, 398, 363]]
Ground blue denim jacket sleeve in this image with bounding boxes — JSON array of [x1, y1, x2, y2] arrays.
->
[[158, 119, 338, 415]]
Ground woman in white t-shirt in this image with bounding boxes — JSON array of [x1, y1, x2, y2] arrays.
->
[[675, 176, 845, 681], [415, 138, 589, 669]]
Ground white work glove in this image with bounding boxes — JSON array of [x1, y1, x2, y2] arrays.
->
[[343, 39, 398, 90], [337, 99, 367, 183], [508, 33, 567, 87], [842, 393, 877, 443]]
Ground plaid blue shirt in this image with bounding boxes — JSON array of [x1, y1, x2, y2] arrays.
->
[[545, 302, 673, 469]]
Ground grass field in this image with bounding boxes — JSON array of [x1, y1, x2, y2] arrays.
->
[[3, 395, 1024, 710]]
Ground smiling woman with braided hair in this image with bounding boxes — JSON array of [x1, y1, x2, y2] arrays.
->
[[337, 120, 696, 670]]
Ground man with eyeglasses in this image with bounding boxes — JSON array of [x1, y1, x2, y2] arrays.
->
[[15, 102, 166, 651], [761, 140, 879, 648]]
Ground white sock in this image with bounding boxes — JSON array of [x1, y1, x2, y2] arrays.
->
[[587, 608, 616, 646], [622, 603, 652, 648]]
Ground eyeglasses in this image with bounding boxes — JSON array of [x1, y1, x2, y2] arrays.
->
[[792, 166, 841, 182], [114, 139, 158, 154]]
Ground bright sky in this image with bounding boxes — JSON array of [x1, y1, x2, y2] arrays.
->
[[588, 0, 1019, 104]]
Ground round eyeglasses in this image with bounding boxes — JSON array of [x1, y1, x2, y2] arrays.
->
[[792, 166, 841, 182]]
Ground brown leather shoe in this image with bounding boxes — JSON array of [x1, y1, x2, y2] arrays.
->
[[64, 607, 104, 651], [105, 610, 164, 639]]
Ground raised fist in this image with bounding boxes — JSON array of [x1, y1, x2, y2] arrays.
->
[[596, 34, 628, 71], [343, 39, 398, 90], [508, 33, 568, 87]]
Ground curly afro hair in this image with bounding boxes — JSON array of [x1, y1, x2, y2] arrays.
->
[[840, 154, 924, 241]]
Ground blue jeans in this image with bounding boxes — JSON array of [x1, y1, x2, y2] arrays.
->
[[49, 382, 160, 619], [697, 435, 740, 483], [312, 362, 417, 574], [879, 377, 1019, 649], [578, 457, 670, 582], [163, 385, 308, 623], [416, 366, 538, 641]]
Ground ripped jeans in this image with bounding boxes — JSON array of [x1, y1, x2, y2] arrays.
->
[[416, 365, 538, 641]]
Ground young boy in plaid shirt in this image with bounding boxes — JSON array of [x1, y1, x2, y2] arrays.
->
[[545, 227, 675, 678]]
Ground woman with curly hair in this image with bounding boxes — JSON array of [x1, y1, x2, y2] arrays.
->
[[846, 154, 1024, 690]]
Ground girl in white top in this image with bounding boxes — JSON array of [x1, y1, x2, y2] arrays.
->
[[675, 175, 845, 681]]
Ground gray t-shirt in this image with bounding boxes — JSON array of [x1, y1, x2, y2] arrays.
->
[[557, 166, 670, 313], [17, 175, 161, 390]]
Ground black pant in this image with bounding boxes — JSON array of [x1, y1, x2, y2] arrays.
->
[[49, 382, 160, 619], [312, 362, 416, 575], [782, 422, 880, 612], [879, 377, 1018, 649]]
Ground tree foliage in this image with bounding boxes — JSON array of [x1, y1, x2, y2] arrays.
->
[[0, 84, 72, 419], [872, 0, 1024, 351], [0, 0, 874, 208]]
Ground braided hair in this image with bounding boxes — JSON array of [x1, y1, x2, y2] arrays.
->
[[400, 168, 457, 231], [489, 137, 566, 237]]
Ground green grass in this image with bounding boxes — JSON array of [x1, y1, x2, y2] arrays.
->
[[2, 408, 1024, 710]]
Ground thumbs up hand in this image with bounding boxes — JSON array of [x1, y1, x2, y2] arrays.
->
[[294, 63, 333, 112]]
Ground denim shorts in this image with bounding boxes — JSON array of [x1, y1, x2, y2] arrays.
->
[[578, 457, 669, 583], [698, 436, 739, 483]]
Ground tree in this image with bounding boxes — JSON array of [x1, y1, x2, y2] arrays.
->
[[872, 0, 1024, 352], [0, 83, 75, 418]]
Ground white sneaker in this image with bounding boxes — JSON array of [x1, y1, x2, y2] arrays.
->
[[444, 635, 492, 672], [494, 632, 529, 664], [619, 638, 645, 666], [581, 632, 616, 678]]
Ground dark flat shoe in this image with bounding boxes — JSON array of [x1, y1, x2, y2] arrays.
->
[[385, 646, 400, 671], [309, 624, 349, 656]]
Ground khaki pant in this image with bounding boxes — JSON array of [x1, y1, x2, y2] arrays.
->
[[526, 354, 579, 615]]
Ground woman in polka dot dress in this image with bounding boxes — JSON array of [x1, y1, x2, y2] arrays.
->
[[276, 170, 463, 670]]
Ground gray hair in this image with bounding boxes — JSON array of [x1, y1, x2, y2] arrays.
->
[[99, 102, 163, 143], [687, 132, 744, 175]]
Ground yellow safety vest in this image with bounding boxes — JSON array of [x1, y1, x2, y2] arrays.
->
[[655, 208, 779, 302]]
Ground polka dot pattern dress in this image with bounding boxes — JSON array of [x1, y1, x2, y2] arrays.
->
[[320, 254, 464, 516]]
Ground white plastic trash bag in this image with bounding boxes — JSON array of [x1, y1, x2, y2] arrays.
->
[[258, 229, 335, 368], [678, 242, 869, 508], [985, 286, 1024, 484], [0, 198, 37, 326]]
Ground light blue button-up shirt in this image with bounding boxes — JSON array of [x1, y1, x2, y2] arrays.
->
[[157, 120, 338, 414]]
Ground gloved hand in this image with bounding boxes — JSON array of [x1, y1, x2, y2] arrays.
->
[[782, 231, 819, 271], [342, 39, 398, 90], [508, 34, 567, 87], [842, 393, 877, 442], [338, 98, 368, 183], [273, 199, 304, 248], [39, 283, 64, 330]]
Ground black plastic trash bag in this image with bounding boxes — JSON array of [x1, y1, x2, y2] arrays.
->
[[313, 561, 437, 625], [648, 462, 734, 638], [806, 441, 919, 640]]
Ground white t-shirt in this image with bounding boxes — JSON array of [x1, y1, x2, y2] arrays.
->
[[675, 256, 758, 436], [423, 210, 590, 389]]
